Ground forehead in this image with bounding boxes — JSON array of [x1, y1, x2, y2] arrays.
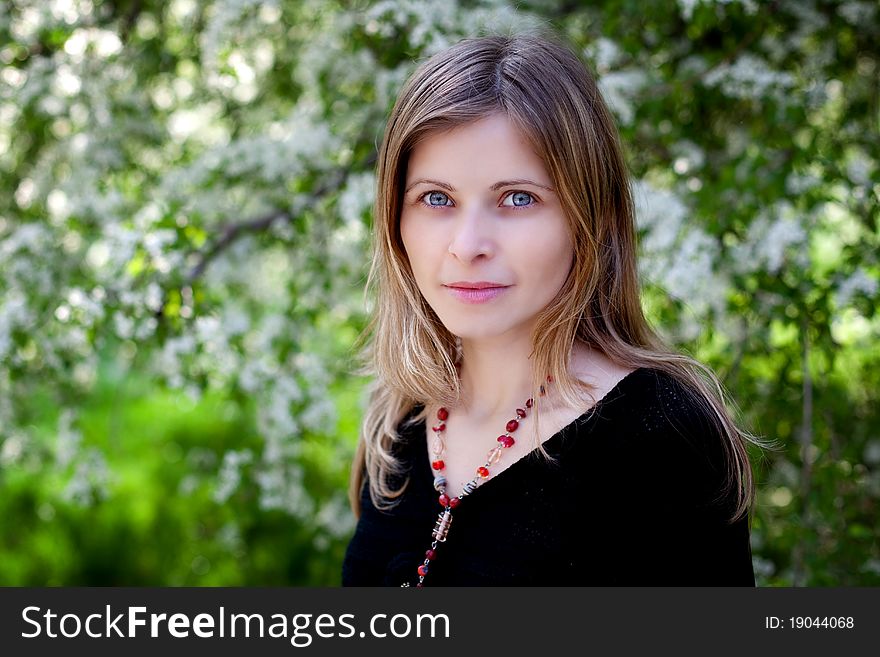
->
[[406, 114, 547, 181]]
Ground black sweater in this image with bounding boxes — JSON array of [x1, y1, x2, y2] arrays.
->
[[342, 367, 756, 586]]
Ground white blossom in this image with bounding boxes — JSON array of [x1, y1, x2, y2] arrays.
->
[[298, 396, 338, 435], [256, 376, 303, 442], [255, 462, 313, 516], [677, 0, 759, 22], [0, 290, 34, 360], [584, 37, 624, 74], [634, 180, 729, 324], [834, 268, 879, 309], [315, 495, 357, 539], [152, 334, 197, 387], [786, 171, 822, 195], [731, 203, 808, 275], [1, 222, 51, 256], [704, 54, 795, 101], [220, 302, 251, 336], [0, 432, 27, 466], [337, 172, 375, 227], [839, 1, 878, 25], [846, 149, 872, 186], [597, 69, 649, 125], [113, 310, 135, 339], [671, 140, 706, 173], [61, 446, 111, 506], [55, 408, 82, 468], [213, 449, 253, 503]]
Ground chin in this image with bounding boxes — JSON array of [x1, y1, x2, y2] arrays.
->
[[441, 322, 514, 342]]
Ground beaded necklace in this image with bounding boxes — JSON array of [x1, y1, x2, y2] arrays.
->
[[402, 374, 553, 587]]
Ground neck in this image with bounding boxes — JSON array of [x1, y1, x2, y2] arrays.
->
[[456, 332, 541, 422]]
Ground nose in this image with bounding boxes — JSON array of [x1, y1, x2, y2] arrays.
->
[[447, 207, 495, 262]]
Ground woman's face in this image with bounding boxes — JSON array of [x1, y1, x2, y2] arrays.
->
[[400, 113, 574, 343]]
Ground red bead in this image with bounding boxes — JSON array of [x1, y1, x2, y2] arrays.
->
[[516, 408, 526, 418], [432, 423, 446, 432], [449, 496, 460, 508], [418, 565, 429, 576], [526, 398, 533, 408], [425, 549, 436, 560], [437, 407, 448, 421], [438, 493, 450, 507], [477, 466, 489, 478], [506, 419, 519, 432], [498, 435, 515, 448], [416, 583, 423, 588], [431, 460, 445, 470]]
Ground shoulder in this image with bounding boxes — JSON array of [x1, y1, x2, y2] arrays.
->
[[606, 367, 731, 501], [609, 367, 720, 440], [567, 348, 711, 440]]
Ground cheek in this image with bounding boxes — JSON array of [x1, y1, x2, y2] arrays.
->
[[399, 213, 429, 277], [524, 228, 574, 283]]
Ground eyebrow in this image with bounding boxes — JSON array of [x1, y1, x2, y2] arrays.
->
[[403, 178, 555, 194]]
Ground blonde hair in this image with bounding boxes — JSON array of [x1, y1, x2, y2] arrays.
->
[[348, 31, 770, 525]]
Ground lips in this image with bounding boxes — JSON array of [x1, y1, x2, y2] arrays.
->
[[444, 281, 509, 289], [444, 283, 511, 304]]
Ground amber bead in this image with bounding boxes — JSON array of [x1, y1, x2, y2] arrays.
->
[[477, 466, 489, 478]]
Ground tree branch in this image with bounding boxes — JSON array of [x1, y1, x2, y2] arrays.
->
[[181, 151, 377, 289], [791, 313, 814, 586], [183, 209, 289, 286]]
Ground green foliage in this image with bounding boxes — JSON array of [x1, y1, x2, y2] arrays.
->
[[0, 340, 361, 585]]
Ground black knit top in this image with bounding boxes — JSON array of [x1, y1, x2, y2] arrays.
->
[[342, 367, 756, 586]]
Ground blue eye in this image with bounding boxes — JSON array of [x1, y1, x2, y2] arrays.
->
[[422, 191, 453, 207], [501, 191, 535, 208]]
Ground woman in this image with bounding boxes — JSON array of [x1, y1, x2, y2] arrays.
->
[[342, 32, 765, 586]]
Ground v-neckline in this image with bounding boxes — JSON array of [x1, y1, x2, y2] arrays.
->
[[417, 366, 649, 500]]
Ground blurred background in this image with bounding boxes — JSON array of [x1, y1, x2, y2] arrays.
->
[[0, 0, 877, 586]]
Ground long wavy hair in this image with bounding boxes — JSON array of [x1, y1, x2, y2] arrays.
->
[[348, 31, 769, 524]]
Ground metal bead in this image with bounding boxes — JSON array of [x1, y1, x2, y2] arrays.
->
[[432, 508, 453, 542], [433, 475, 447, 492]]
